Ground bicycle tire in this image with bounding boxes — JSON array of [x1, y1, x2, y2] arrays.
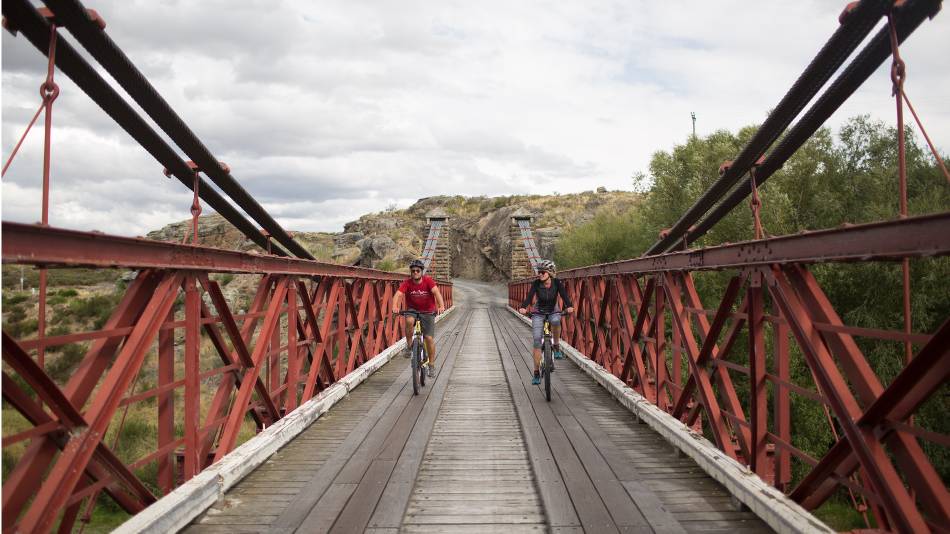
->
[[419, 344, 427, 388], [543, 339, 552, 402], [410, 339, 420, 395]]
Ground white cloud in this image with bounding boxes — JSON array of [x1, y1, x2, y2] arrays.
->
[[3, 0, 948, 234]]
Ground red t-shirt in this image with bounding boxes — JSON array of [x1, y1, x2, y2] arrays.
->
[[399, 275, 437, 313]]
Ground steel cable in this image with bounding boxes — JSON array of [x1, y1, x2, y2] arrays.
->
[[43, 0, 314, 260], [686, 0, 942, 246], [646, 0, 894, 255], [1, 0, 290, 257]]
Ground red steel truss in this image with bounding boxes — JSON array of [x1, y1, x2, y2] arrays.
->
[[1, 224, 452, 533], [509, 213, 950, 532]]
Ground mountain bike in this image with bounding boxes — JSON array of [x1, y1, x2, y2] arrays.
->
[[398, 310, 432, 395], [537, 311, 571, 402]]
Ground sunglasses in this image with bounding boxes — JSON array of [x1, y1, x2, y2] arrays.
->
[[537, 270, 549, 275], [410, 268, 422, 273]]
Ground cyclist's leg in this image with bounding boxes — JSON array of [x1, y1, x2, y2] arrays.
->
[[403, 315, 416, 357], [531, 314, 543, 383], [420, 313, 436, 376], [549, 311, 564, 359]]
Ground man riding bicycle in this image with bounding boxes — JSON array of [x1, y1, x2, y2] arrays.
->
[[517, 259, 574, 385], [392, 259, 446, 377]]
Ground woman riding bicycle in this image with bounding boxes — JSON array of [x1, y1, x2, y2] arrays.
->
[[517, 259, 574, 385]]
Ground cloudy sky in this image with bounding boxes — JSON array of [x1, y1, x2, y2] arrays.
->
[[3, 1, 948, 235]]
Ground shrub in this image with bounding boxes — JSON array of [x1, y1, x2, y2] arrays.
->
[[3, 293, 29, 306], [2, 449, 19, 484], [5, 306, 26, 323], [69, 294, 120, 328], [47, 344, 86, 383], [5, 318, 38, 338]]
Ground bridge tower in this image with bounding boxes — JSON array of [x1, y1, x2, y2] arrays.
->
[[423, 210, 451, 279], [510, 210, 539, 280]]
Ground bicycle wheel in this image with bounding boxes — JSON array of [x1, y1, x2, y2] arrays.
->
[[543, 339, 552, 402], [419, 344, 427, 388], [410, 339, 420, 395]]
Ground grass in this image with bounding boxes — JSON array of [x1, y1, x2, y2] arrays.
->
[[813, 498, 872, 531], [375, 259, 399, 272], [1, 267, 122, 289]]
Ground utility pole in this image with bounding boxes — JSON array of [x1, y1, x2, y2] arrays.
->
[[691, 112, 696, 137]]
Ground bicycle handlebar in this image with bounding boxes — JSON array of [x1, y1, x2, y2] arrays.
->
[[394, 310, 437, 317], [520, 309, 573, 316]]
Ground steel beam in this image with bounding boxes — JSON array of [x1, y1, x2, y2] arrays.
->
[[0, 0, 287, 257], [42, 0, 313, 260], [555, 212, 950, 279], [2, 222, 406, 280]]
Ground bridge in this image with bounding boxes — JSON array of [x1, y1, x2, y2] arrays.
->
[[2, 1, 948, 533]]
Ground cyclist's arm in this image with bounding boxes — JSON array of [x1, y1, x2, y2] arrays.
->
[[520, 283, 537, 310], [392, 290, 405, 314], [432, 284, 446, 314]]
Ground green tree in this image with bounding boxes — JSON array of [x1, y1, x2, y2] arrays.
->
[[554, 116, 950, 522]]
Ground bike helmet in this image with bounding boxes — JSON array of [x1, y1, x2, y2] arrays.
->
[[537, 259, 556, 273], [408, 259, 425, 270]]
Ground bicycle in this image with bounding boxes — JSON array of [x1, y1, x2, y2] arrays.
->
[[398, 310, 432, 395], [534, 310, 571, 402]]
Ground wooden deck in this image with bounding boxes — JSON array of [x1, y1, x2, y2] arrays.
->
[[184, 281, 773, 534]]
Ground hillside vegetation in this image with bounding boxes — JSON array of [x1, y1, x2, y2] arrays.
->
[[143, 190, 643, 280], [555, 115, 950, 529]]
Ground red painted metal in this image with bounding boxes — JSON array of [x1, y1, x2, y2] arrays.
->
[[0, 230, 452, 531], [0, 4, 450, 528], [2, 221, 409, 280], [509, 225, 949, 531]]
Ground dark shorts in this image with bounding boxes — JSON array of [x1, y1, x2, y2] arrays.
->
[[407, 310, 436, 337]]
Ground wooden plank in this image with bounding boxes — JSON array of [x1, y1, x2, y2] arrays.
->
[[293, 483, 357, 534], [538, 340, 686, 534], [381, 309, 544, 530], [184, 365, 404, 533], [406, 502, 546, 515], [190, 514, 277, 526], [327, 459, 397, 532], [555, 414, 653, 531], [494, 308, 773, 534], [268, 365, 411, 531], [493, 309, 623, 533], [488, 309, 580, 530], [403, 513, 547, 524], [396, 308, 546, 531], [269, 309, 470, 532], [332, 310, 472, 532], [411, 482, 539, 494], [401, 525, 547, 534], [187, 526, 280, 533]]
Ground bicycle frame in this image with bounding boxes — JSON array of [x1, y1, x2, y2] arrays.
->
[[399, 310, 430, 394]]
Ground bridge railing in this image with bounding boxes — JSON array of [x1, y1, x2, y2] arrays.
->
[[1, 222, 452, 533], [509, 213, 949, 532]]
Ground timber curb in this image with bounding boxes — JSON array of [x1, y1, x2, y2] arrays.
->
[[115, 306, 456, 534], [506, 305, 832, 534]]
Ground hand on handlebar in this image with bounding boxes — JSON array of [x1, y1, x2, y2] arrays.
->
[[564, 307, 575, 315]]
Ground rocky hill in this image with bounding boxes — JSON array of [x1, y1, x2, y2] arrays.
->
[[146, 190, 642, 281]]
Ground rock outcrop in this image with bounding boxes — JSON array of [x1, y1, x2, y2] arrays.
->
[[146, 190, 642, 281]]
